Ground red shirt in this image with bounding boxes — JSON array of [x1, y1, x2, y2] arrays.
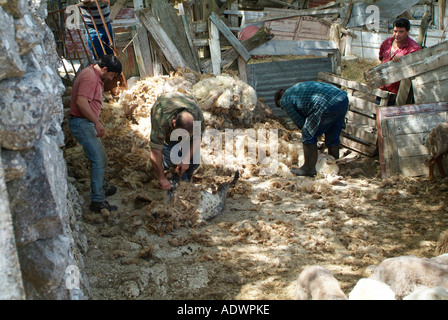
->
[[70, 65, 104, 119], [378, 36, 421, 94]]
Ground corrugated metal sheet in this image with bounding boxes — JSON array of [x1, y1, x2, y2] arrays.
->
[[308, 0, 334, 9], [247, 57, 333, 117]]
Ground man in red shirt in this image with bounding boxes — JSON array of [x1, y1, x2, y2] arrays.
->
[[378, 18, 421, 104], [69, 54, 122, 212]]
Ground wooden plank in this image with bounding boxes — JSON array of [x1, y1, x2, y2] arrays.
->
[[201, 26, 272, 74], [346, 110, 376, 127], [364, 41, 448, 89], [412, 65, 448, 104], [346, 94, 378, 117], [376, 102, 448, 178], [209, 12, 251, 62], [340, 135, 377, 156], [131, 0, 154, 78], [209, 20, 221, 75], [110, 0, 128, 20], [295, 16, 331, 41], [344, 123, 377, 145], [152, 0, 199, 72], [245, 8, 341, 24], [132, 26, 154, 78], [179, 3, 201, 72], [135, 8, 187, 70], [318, 72, 391, 98]]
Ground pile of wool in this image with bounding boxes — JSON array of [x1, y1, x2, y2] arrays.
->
[[192, 73, 258, 126], [74, 69, 301, 192]]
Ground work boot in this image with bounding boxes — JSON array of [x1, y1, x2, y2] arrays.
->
[[327, 145, 340, 159], [291, 143, 318, 177], [89, 200, 117, 213]]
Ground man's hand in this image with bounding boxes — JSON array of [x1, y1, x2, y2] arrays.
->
[[158, 176, 172, 191], [94, 121, 105, 137], [392, 54, 403, 62], [177, 162, 190, 177]]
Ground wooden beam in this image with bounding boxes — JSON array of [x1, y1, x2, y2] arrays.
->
[[245, 8, 341, 24], [209, 19, 221, 75], [440, 0, 446, 30], [318, 72, 391, 98], [364, 41, 448, 89], [201, 26, 272, 74], [110, 0, 127, 20], [132, 25, 154, 78], [209, 12, 251, 62], [135, 8, 188, 70]]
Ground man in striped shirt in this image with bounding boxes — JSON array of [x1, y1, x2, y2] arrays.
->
[[274, 81, 349, 176], [79, 0, 114, 60]]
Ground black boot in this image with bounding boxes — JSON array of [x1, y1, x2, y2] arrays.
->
[[90, 200, 117, 213], [291, 143, 318, 176], [327, 145, 339, 159]]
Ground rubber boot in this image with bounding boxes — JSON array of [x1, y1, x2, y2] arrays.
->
[[291, 143, 318, 176], [327, 145, 340, 159]]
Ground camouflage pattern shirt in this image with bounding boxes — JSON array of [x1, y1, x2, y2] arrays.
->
[[149, 92, 205, 151]]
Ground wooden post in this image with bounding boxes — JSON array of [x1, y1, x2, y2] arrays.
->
[[135, 9, 188, 70], [133, 0, 154, 77], [209, 19, 221, 75], [440, 0, 446, 30]]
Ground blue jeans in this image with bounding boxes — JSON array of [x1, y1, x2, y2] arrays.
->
[[302, 96, 349, 146], [162, 141, 200, 182], [86, 23, 114, 60], [69, 117, 108, 202]]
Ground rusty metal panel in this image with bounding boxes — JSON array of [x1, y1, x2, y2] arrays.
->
[[246, 57, 333, 117]]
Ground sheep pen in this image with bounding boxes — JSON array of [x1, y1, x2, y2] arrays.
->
[[62, 65, 448, 300]]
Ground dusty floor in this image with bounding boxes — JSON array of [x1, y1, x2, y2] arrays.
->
[[63, 59, 448, 300], [72, 152, 448, 300]]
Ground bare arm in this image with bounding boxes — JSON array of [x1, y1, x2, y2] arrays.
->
[[76, 96, 105, 137], [150, 148, 171, 190], [177, 137, 201, 176]]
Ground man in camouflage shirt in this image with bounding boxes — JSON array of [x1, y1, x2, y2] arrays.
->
[[149, 92, 205, 190]]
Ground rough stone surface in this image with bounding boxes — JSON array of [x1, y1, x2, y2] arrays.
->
[[7, 136, 68, 245], [0, 149, 27, 182], [0, 0, 86, 300], [0, 6, 25, 81], [0, 69, 63, 150], [0, 149, 25, 299]]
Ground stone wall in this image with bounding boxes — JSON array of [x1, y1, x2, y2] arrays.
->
[[0, 0, 86, 299]]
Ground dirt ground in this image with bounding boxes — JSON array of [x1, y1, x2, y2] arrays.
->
[[64, 60, 448, 300]]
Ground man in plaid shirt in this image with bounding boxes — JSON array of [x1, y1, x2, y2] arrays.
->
[[274, 81, 349, 176]]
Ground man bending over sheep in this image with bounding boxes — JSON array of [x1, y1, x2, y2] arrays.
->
[[274, 81, 349, 177], [149, 92, 205, 190]]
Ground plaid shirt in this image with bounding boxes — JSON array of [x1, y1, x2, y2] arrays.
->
[[150, 92, 205, 151], [280, 81, 348, 137]]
